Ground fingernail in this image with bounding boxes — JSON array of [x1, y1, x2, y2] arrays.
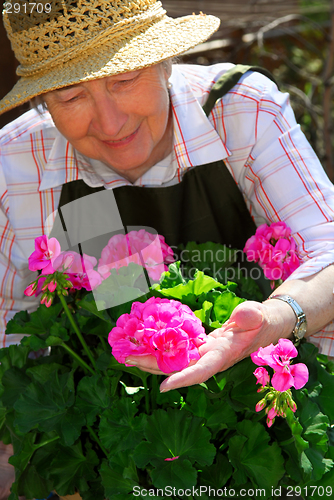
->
[[125, 359, 137, 366]]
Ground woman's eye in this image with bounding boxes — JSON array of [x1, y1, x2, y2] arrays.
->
[[65, 94, 80, 102]]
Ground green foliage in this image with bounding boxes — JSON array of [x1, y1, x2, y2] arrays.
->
[[1, 260, 333, 499]]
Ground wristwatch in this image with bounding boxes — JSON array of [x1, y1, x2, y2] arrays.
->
[[269, 294, 307, 343]]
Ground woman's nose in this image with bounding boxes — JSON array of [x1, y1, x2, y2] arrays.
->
[[91, 88, 128, 138]]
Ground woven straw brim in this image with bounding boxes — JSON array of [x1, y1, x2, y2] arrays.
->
[[0, 14, 220, 116]]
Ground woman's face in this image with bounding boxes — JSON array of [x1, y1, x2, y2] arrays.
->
[[44, 64, 173, 182]]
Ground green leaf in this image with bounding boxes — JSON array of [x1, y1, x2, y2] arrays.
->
[[185, 386, 237, 432], [48, 442, 99, 495], [212, 291, 245, 323], [151, 458, 197, 490], [133, 408, 216, 469], [96, 351, 112, 371], [5, 310, 30, 334], [0, 344, 30, 371], [315, 362, 334, 425], [14, 370, 85, 446], [78, 292, 113, 323], [194, 300, 213, 324], [295, 389, 331, 454], [99, 399, 146, 452], [199, 453, 233, 489], [159, 269, 227, 299], [76, 374, 112, 426], [20, 334, 47, 351], [18, 464, 51, 499], [93, 263, 149, 309], [228, 357, 262, 410], [100, 458, 138, 496], [26, 363, 67, 385], [303, 448, 334, 482], [228, 420, 285, 490], [80, 480, 105, 500], [285, 409, 309, 455], [1, 367, 31, 407], [6, 303, 63, 336], [158, 261, 186, 288], [49, 322, 70, 342], [8, 429, 60, 495]]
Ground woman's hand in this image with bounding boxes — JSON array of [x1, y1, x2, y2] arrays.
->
[[125, 299, 296, 392]]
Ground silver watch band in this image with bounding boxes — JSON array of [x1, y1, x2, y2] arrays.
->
[[269, 294, 307, 342]]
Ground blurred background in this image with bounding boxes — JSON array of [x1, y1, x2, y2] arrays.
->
[[1, 0, 333, 181]]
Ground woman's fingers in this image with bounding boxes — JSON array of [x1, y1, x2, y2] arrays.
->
[[160, 339, 232, 392], [125, 354, 165, 375]]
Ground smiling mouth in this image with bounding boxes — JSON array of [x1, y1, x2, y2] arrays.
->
[[103, 126, 140, 148]]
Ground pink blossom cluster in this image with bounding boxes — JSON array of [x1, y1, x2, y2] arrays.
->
[[24, 230, 175, 307], [53, 251, 102, 291], [98, 230, 174, 282], [25, 235, 102, 301], [243, 222, 301, 284], [108, 296, 207, 373], [251, 338, 309, 427]]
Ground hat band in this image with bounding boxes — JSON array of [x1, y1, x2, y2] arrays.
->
[[16, 3, 166, 77]]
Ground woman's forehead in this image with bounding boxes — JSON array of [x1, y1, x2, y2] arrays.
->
[[48, 69, 147, 95]]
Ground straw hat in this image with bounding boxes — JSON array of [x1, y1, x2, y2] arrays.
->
[[0, 0, 220, 115]]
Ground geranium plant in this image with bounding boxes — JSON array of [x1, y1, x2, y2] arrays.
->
[[0, 229, 333, 500]]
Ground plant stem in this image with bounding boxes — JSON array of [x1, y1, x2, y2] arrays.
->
[[38, 435, 60, 448], [87, 424, 108, 457], [143, 377, 150, 414], [59, 293, 96, 369], [61, 342, 95, 376], [99, 335, 107, 351]]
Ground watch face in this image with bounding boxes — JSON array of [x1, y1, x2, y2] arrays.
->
[[296, 322, 307, 339]]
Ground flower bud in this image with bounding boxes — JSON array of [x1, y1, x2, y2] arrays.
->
[[24, 283, 36, 297], [267, 406, 278, 420], [255, 399, 267, 412], [287, 396, 297, 412], [48, 280, 57, 293], [266, 416, 275, 428], [45, 297, 53, 308], [40, 293, 48, 304]]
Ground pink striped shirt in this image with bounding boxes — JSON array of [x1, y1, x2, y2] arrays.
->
[[0, 63, 333, 353]]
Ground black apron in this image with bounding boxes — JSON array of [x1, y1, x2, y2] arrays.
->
[[50, 65, 276, 296]]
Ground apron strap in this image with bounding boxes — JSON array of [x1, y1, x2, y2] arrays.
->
[[202, 64, 278, 117]]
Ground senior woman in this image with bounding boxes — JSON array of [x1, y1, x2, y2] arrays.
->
[[0, 0, 334, 496]]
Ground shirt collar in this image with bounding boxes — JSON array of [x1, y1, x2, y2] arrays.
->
[[39, 65, 230, 191]]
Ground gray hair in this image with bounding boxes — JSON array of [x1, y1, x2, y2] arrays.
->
[[30, 94, 48, 115]]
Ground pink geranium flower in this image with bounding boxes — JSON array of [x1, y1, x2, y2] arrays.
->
[[98, 230, 174, 282], [54, 251, 102, 291], [28, 235, 61, 274], [252, 339, 309, 392], [244, 221, 301, 286], [253, 367, 270, 387], [108, 296, 206, 373]]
